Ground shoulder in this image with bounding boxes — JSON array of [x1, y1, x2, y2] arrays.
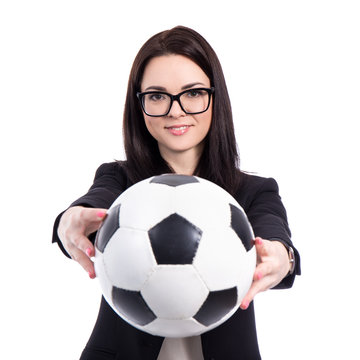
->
[[94, 161, 125, 178], [236, 172, 280, 209], [93, 161, 133, 190], [241, 172, 279, 191]]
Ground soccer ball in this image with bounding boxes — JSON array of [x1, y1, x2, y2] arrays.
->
[[94, 174, 256, 338]]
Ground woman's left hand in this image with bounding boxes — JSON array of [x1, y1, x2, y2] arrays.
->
[[240, 237, 291, 310]]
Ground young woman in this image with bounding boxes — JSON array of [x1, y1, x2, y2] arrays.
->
[[53, 26, 301, 360]]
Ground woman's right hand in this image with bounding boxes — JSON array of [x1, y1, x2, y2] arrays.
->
[[57, 206, 107, 279]]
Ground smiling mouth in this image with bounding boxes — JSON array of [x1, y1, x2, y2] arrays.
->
[[165, 125, 192, 136]]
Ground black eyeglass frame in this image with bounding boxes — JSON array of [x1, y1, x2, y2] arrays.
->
[[136, 87, 215, 117]]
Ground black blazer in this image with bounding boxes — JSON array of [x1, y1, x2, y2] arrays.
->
[[52, 162, 301, 360]]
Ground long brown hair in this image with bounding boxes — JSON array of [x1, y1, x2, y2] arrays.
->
[[122, 26, 242, 194]]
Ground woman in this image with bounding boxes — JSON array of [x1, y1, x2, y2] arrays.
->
[[53, 26, 301, 359]]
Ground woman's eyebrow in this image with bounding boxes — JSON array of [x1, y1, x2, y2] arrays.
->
[[181, 82, 206, 90], [143, 82, 207, 92], [144, 85, 167, 91]]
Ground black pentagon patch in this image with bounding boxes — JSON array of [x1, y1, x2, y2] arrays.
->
[[112, 287, 156, 326], [150, 174, 199, 187], [230, 204, 254, 251], [194, 287, 238, 326], [148, 213, 202, 264], [95, 204, 120, 253]]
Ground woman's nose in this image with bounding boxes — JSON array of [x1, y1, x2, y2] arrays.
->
[[167, 99, 186, 118]]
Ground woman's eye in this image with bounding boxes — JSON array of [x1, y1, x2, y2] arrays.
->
[[188, 90, 200, 97], [149, 93, 165, 101], [187, 89, 205, 98]]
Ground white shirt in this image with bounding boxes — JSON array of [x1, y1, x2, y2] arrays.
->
[[157, 336, 204, 360]]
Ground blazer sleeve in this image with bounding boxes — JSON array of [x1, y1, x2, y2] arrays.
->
[[51, 162, 128, 258], [242, 176, 301, 289]]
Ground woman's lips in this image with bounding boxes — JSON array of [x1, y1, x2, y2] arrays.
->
[[165, 125, 192, 136]]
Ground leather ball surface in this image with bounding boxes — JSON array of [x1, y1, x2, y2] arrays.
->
[[94, 174, 256, 337]]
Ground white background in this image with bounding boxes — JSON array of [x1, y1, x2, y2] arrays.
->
[[1, 1, 359, 359]]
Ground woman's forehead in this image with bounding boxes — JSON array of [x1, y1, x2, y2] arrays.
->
[[141, 55, 210, 93]]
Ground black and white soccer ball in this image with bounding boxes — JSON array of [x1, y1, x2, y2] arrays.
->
[[94, 174, 256, 338]]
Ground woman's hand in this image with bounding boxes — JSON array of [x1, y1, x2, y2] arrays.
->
[[57, 206, 107, 279], [240, 237, 291, 310]]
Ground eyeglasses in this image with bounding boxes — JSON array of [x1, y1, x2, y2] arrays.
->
[[137, 87, 215, 117]]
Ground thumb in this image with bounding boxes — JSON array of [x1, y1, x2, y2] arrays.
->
[[83, 207, 108, 235], [87, 207, 108, 220], [94, 208, 108, 220]]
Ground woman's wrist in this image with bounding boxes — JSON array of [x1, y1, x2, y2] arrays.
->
[[273, 240, 295, 276]]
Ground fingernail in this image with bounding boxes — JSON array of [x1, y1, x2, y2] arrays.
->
[[86, 247, 92, 257], [97, 211, 106, 219], [88, 271, 96, 279], [256, 272, 263, 280], [241, 301, 249, 310], [256, 238, 263, 245]]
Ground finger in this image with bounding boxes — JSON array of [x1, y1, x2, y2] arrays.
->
[[240, 278, 265, 310], [68, 245, 96, 279], [240, 263, 274, 310], [253, 261, 272, 282], [254, 237, 270, 257], [80, 207, 107, 222], [240, 282, 258, 310], [253, 237, 261, 263], [71, 233, 95, 257], [80, 208, 108, 235]]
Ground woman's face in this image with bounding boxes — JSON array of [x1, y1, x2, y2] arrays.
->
[[140, 55, 212, 164]]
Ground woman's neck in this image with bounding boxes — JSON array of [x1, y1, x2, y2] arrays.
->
[[159, 146, 203, 176]]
